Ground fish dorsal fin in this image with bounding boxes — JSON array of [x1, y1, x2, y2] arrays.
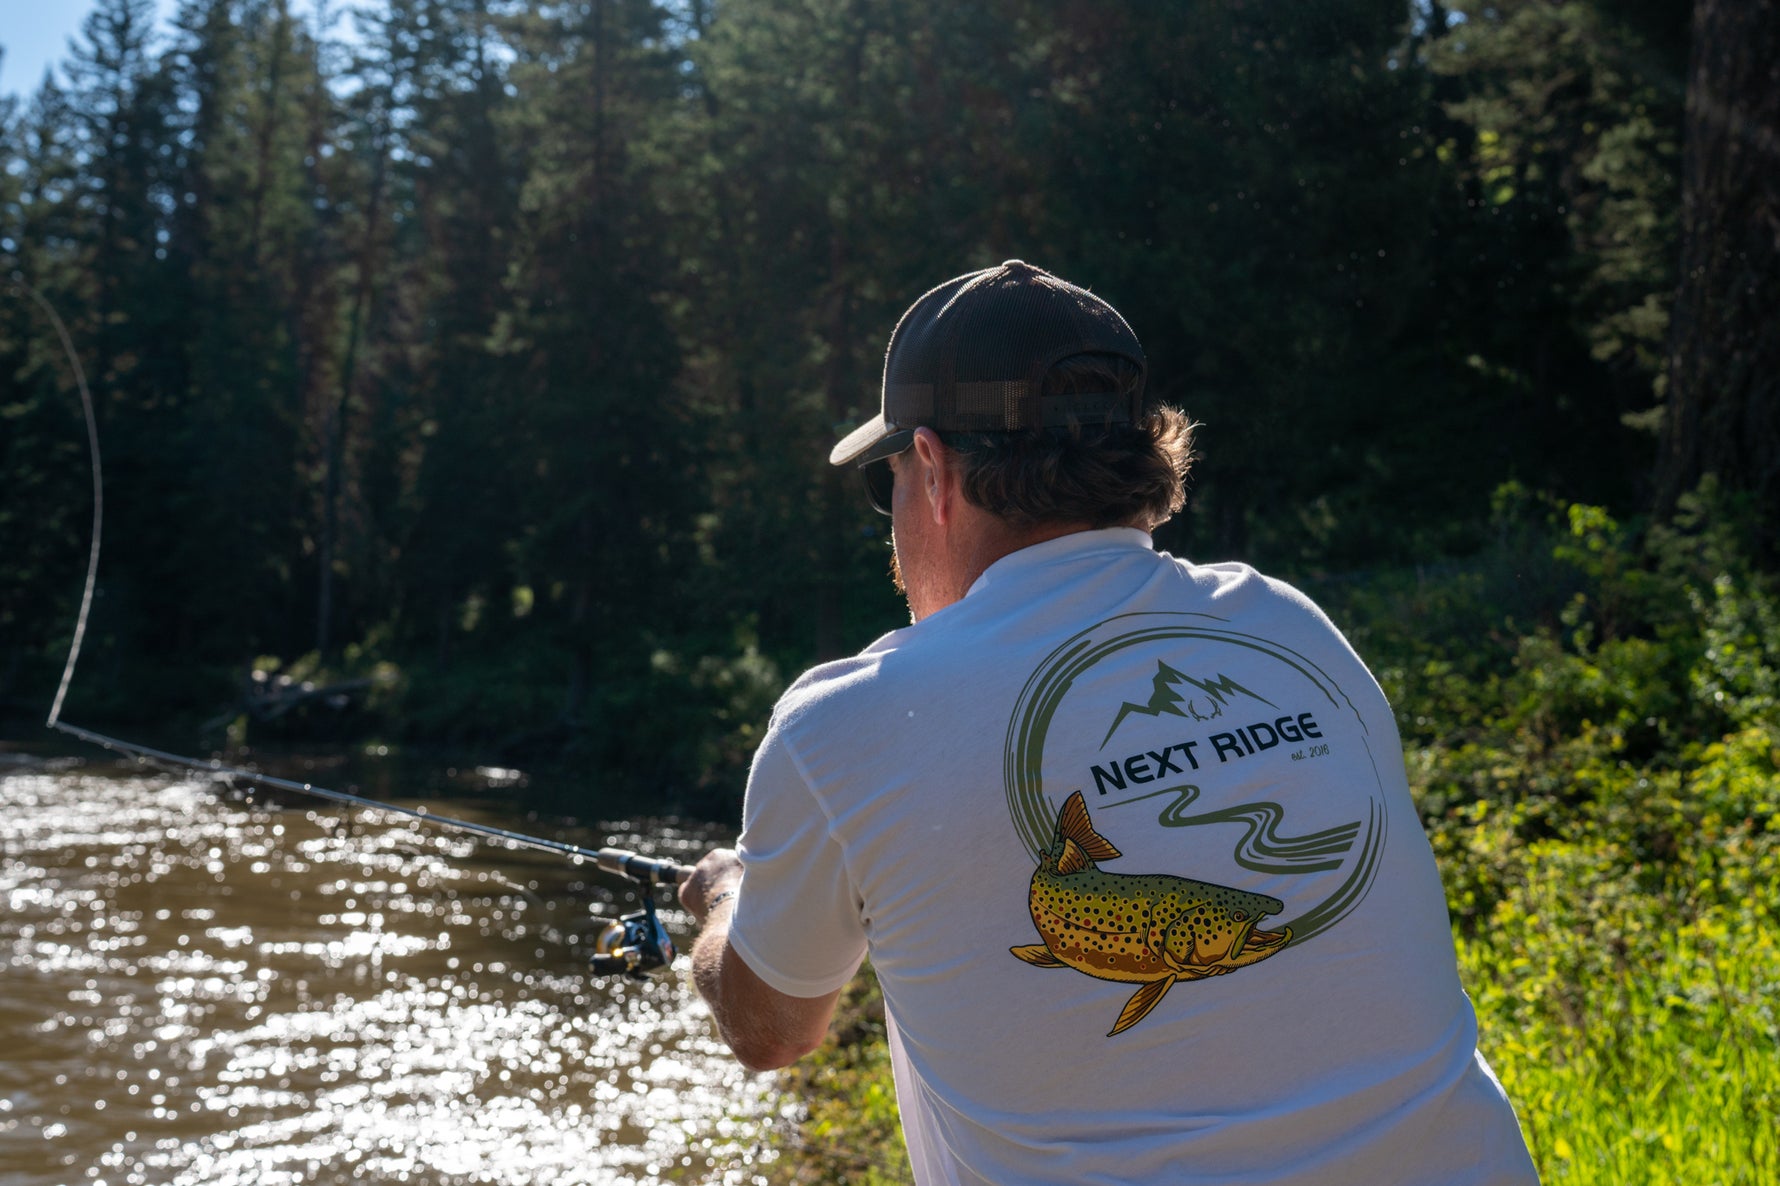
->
[[1058, 791, 1122, 862], [1056, 837, 1090, 875]]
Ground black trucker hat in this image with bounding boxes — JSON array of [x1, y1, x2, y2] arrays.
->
[[828, 260, 1148, 466]]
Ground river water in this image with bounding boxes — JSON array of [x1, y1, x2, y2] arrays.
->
[[0, 752, 782, 1186]]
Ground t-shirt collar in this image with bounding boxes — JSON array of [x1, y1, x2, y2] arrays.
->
[[965, 526, 1154, 600]]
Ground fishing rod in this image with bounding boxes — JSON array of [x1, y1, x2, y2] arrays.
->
[[10, 270, 691, 981]]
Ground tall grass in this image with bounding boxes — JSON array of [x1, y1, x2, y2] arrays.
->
[[1472, 920, 1779, 1184], [1451, 729, 1779, 1185]]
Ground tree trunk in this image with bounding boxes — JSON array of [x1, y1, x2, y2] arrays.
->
[[1656, 0, 1780, 542], [317, 142, 384, 660]]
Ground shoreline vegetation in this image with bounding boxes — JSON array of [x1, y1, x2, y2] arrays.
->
[[754, 489, 1779, 1186]]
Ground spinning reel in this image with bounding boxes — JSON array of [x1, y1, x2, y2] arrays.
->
[[588, 847, 693, 980]]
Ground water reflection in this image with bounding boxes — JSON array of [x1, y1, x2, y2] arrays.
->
[[0, 760, 779, 1185]]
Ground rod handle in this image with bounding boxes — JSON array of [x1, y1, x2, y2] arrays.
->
[[594, 847, 693, 885]]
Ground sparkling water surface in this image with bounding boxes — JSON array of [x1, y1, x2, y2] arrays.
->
[[0, 756, 782, 1185]]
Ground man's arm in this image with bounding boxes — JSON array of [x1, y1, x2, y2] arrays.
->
[[680, 848, 842, 1072]]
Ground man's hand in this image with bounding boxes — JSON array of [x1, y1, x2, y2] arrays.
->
[[679, 847, 743, 923]]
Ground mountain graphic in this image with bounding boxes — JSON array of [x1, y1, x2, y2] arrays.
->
[[1099, 661, 1277, 749]]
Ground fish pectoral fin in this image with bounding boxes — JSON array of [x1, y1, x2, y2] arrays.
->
[[1109, 977, 1175, 1036], [1010, 944, 1067, 968]]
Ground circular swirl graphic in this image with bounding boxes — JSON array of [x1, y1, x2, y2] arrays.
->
[[1002, 612, 1389, 943]]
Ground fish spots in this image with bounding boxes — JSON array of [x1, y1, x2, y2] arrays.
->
[[1011, 791, 1293, 1035]]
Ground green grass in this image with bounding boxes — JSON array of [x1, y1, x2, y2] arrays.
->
[[1471, 916, 1779, 1184], [1453, 729, 1779, 1185]]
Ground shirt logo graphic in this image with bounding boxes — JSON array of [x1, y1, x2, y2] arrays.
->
[[1003, 612, 1389, 1033], [1011, 791, 1292, 1035], [1100, 662, 1270, 746]]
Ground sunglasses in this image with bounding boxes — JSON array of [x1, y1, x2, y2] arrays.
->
[[857, 430, 916, 516], [861, 457, 895, 515]]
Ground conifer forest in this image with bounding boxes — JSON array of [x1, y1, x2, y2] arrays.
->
[[2, 2, 1777, 1181]]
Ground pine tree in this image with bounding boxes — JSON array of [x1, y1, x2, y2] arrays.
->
[[474, 0, 696, 757]]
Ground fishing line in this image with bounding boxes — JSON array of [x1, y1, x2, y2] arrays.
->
[[8, 271, 687, 884], [10, 273, 102, 731]]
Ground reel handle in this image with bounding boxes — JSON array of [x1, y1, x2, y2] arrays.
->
[[594, 846, 693, 886]]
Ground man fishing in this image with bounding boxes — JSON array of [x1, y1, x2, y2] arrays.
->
[[678, 260, 1539, 1184]]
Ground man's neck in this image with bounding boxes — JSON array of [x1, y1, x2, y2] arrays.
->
[[915, 518, 1107, 621]]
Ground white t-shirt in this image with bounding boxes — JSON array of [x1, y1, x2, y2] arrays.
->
[[728, 528, 1538, 1186]]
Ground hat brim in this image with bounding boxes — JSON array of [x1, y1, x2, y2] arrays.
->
[[830, 415, 910, 466]]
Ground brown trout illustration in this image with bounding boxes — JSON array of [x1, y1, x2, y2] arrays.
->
[[1010, 790, 1293, 1035]]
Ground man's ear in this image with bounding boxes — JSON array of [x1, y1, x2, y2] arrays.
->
[[908, 427, 958, 525]]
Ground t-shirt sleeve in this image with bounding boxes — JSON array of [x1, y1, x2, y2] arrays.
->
[[726, 724, 868, 999]]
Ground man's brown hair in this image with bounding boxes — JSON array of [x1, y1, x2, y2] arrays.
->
[[941, 354, 1196, 530]]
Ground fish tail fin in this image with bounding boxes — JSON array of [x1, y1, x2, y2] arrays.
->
[[1109, 977, 1174, 1036], [1058, 791, 1122, 862]]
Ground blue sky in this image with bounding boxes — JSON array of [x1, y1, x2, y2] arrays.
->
[[2, 0, 181, 98], [1, 0, 365, 99]]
